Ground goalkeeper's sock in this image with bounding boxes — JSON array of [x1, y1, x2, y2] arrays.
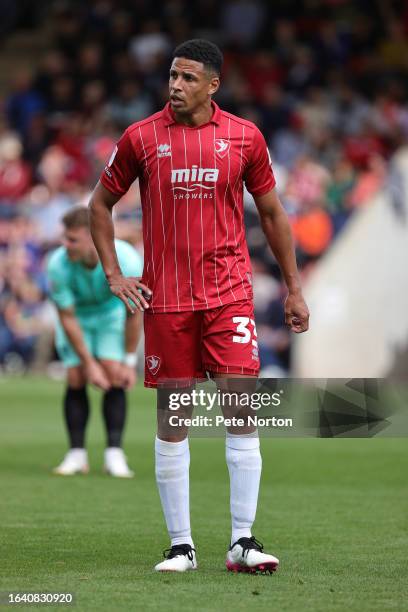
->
[[64, 386, 90, 448], [155, 436, 194, 548], [102, 387, 126, 448], [226, 432, 262, 546]]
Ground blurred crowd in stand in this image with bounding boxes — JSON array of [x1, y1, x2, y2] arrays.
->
[[1, 0, 407, 375]]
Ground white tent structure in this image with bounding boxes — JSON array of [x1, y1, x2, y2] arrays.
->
[[293, 148, 408, 378]]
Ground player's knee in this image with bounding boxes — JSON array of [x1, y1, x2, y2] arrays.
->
[[157, 433, 188, 443], [100, 362, 123, 388], [108, 377, 124, 389], [157, 420, 189, 442], [67, 368, 87, 389]]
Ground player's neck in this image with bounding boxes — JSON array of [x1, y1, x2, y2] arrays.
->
[[173, 101, 213, 127], [81, 249, 99, 269]]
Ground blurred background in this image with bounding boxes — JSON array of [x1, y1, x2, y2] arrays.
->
[[0, 0, 407, 380]]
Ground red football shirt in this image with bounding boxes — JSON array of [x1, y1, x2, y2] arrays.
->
[[100, 101, 275, 313]]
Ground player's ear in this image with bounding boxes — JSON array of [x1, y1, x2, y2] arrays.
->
[[208, 76, 220, 96]]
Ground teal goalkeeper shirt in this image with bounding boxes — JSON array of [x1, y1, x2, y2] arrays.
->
[[47, 239, 143, 318]]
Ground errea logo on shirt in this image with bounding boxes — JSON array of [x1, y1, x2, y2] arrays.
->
[[157, 143, 171, 158], [104, 144, 118, 178]]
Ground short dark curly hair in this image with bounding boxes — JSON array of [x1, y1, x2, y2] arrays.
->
[[172, 39, 223, 76]]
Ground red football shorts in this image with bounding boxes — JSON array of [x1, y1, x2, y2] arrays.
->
[[144, 300, 260, 388]]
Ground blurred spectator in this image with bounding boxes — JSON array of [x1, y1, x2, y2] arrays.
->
[[330, 83, 371, 136], [130, 20, 171, 73], [291, 204, 333, 262], [298, 87, 334, 141], [286, 46, 320, 94], [243, 51, 283, 102], [34, 50, 71, 108], [378, 20, 408, 70], [348, 154, 387, 208], [0, 223, 53, 371], [284, 155, 331, 213], [106, 11, 135, 56], [0, 133, 31, 205], [47, 77, 76, 117], [76, 43, 106, 89], [6, 70, 45, 138], [270, 117, 310, 169], [259, 85, 292, 134], [252, 259, 290, 376], [326, 157, 355, 234], [221, 0, 266, 48], [271, 19, 297, 68], [23, 112, 52, 166], [106, 80, 153, 130], [52, 4, 84, 58]]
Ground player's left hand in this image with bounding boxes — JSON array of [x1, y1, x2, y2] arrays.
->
[[284, 291, 310, 333], [121, 364, 137, 390], [108, 273, 152, 313]]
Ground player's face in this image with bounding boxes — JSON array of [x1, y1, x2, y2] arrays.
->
[[63, 227, 94, 261], [169, 57, 219, 115]]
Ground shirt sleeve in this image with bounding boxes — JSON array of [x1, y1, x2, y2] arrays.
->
[[243, 127, 276, 197], [46, 254, 75, 310], [100, 129, 140, 196]]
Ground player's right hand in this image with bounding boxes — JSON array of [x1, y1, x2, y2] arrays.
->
[[85, 359, 111, 390], [108, 274, 152, 313], [120, 364, 137, 390]]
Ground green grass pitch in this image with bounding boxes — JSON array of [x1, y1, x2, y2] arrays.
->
[[0, 377, 407, 611]]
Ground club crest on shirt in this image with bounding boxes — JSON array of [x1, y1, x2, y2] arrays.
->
[[214, 138, 230, 159], [146, 355, 161, 375]]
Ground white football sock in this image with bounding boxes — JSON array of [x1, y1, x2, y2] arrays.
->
[[226, 432, 262, 546], [155, 436, 194, 548]]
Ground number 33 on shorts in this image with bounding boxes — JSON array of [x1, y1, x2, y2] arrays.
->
[[232, 317, 259, 363], [232, 317, 258, 346], [203, 310, 260, 375]]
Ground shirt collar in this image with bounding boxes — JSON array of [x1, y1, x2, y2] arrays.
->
[[163, 100, 221, 127]]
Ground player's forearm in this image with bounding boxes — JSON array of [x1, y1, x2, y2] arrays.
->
[[125, 311, 142, 353], [58, 310, 93, 365], [88, 185, 122, 280], [260, 210, 302, 295]]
